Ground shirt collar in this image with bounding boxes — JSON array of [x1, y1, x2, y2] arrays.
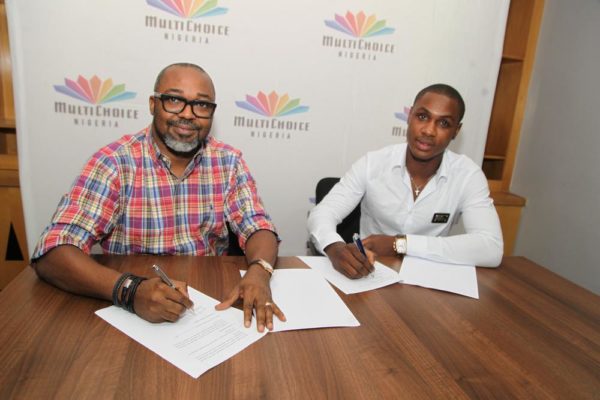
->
[[396, 143, 450, 181]]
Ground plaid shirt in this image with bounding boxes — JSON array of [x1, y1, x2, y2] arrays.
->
[[32, 127, 277, 259]]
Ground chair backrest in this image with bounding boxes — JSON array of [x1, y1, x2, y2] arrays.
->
[[315, 177, 361, 244], [227, 222, 245, 256]]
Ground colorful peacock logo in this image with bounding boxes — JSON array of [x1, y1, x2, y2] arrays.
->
[[395, 106, 411, 122], [54, 75, 136, 104], [325, 11, 395, 38], [235, 91, 309, 117], [146, 0, 228, 18]]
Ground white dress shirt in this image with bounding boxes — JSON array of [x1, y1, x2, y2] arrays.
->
[[308, 144, 503, 267]]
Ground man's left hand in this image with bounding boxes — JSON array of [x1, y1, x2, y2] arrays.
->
[[215, 264, 286, 332]]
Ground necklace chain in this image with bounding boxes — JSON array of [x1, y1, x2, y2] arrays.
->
[[409, 173, 435, 198]]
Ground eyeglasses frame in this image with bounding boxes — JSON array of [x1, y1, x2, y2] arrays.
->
[[153, 92, 217, 119]]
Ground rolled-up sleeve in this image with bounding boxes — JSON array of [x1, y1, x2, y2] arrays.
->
[[225, 155, 278, 249], [31, 152, 121, 261]]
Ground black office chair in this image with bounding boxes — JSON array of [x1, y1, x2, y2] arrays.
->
[[315, 177, 361, 244], [226, 222, 245, 256]]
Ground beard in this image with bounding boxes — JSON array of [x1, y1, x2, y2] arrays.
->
[[154, 119, 205, 157]]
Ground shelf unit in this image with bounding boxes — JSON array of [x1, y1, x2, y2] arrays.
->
[[0, 0, 29, 289], [483, 0, 544, 255]]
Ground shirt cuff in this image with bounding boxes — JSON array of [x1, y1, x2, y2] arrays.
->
[[31, 224, 95, 261], [405, 234, 427, 258], [311, 232, 345, 255]]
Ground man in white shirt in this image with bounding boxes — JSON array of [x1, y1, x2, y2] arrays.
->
[[307, 84, 503, 278]]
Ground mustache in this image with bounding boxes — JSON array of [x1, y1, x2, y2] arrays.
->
[[167, 119, 200, 130]]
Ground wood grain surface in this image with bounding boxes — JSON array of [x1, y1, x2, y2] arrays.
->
[[0, 256, 598, 399]]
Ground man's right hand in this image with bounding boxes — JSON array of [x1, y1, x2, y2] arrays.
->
[[324, 242, 375, 279], [133, 277, 194, 323]]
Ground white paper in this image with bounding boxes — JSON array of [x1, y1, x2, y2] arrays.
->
[[398, 256, 479, 299], [95, 287, 267, 378], [241, 268, 360, 331], [298, 256, 402, 294]]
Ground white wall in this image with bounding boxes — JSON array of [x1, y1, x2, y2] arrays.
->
[[513, 0, 600, 294], [7, 0, 509, 256]]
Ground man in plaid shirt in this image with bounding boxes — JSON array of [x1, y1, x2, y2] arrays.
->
[[31, 63, 285, 331]]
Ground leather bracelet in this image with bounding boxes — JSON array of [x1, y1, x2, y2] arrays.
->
[[112, 272, 133, 306], [248, 258, 274, 276], [126, 276, 147, 314], [119, 277, 134, 307]]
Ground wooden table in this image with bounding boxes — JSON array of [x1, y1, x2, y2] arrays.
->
[[0, 256, 598, 399]]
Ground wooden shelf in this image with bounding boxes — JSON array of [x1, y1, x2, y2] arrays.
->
[[490, 191, 526, 207], [482, 0, 544, 254], [0, 154, 19, 187], [0, 118, 15, 129], [501, 56, 524, 63], [483, 0, 544, 190], [484, 154, 506, 161], [502, 0, 536, 60]]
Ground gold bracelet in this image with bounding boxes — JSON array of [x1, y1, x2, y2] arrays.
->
[[248, 258, 274, 276]]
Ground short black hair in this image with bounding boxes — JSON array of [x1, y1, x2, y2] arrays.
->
[[154, 63, 207, 92], [413, 83, 465, 122]]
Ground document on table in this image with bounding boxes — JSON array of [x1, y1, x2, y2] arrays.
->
[[241, 268, 360, 331], [298, 256, 402, 294], [399, 256, 479, 299], [95, 287, 266, 378]]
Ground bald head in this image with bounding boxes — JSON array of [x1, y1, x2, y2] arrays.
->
[[154, 63, 210, 92]]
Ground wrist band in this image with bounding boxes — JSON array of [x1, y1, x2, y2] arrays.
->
[[126, 276, 147, 313], [112, 273, 147, 313], [248, 258, 274, 276], [112, 272, 133, 306]]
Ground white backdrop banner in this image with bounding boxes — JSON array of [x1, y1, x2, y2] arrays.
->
[[7, 0, 509, 255]]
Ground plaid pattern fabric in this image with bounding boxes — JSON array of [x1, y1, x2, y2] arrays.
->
[[32, 127, 276, 259]]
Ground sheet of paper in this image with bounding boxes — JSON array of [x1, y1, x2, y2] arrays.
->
[[399, 256, 479, 299], [298, 256, 402, 294], [95, 287, 267, 378], [241, 268, 360, 331]]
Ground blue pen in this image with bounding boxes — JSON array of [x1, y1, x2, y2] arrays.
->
[[352, 233, 367, 256], [352, 233, 374, 277]]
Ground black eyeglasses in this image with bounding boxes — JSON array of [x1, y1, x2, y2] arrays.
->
[[153, 92, 217, 119]]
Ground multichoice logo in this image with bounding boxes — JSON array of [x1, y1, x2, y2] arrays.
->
[[147, 0, 228, 18], [53, 75, 139, 128], [145, 0, 230, 44], [234, 91, 310, 140], [392, 106, 410, 138], [322, 11, 396, 61]]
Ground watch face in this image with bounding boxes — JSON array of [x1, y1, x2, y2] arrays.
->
[[396, 237, 407, 254]]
